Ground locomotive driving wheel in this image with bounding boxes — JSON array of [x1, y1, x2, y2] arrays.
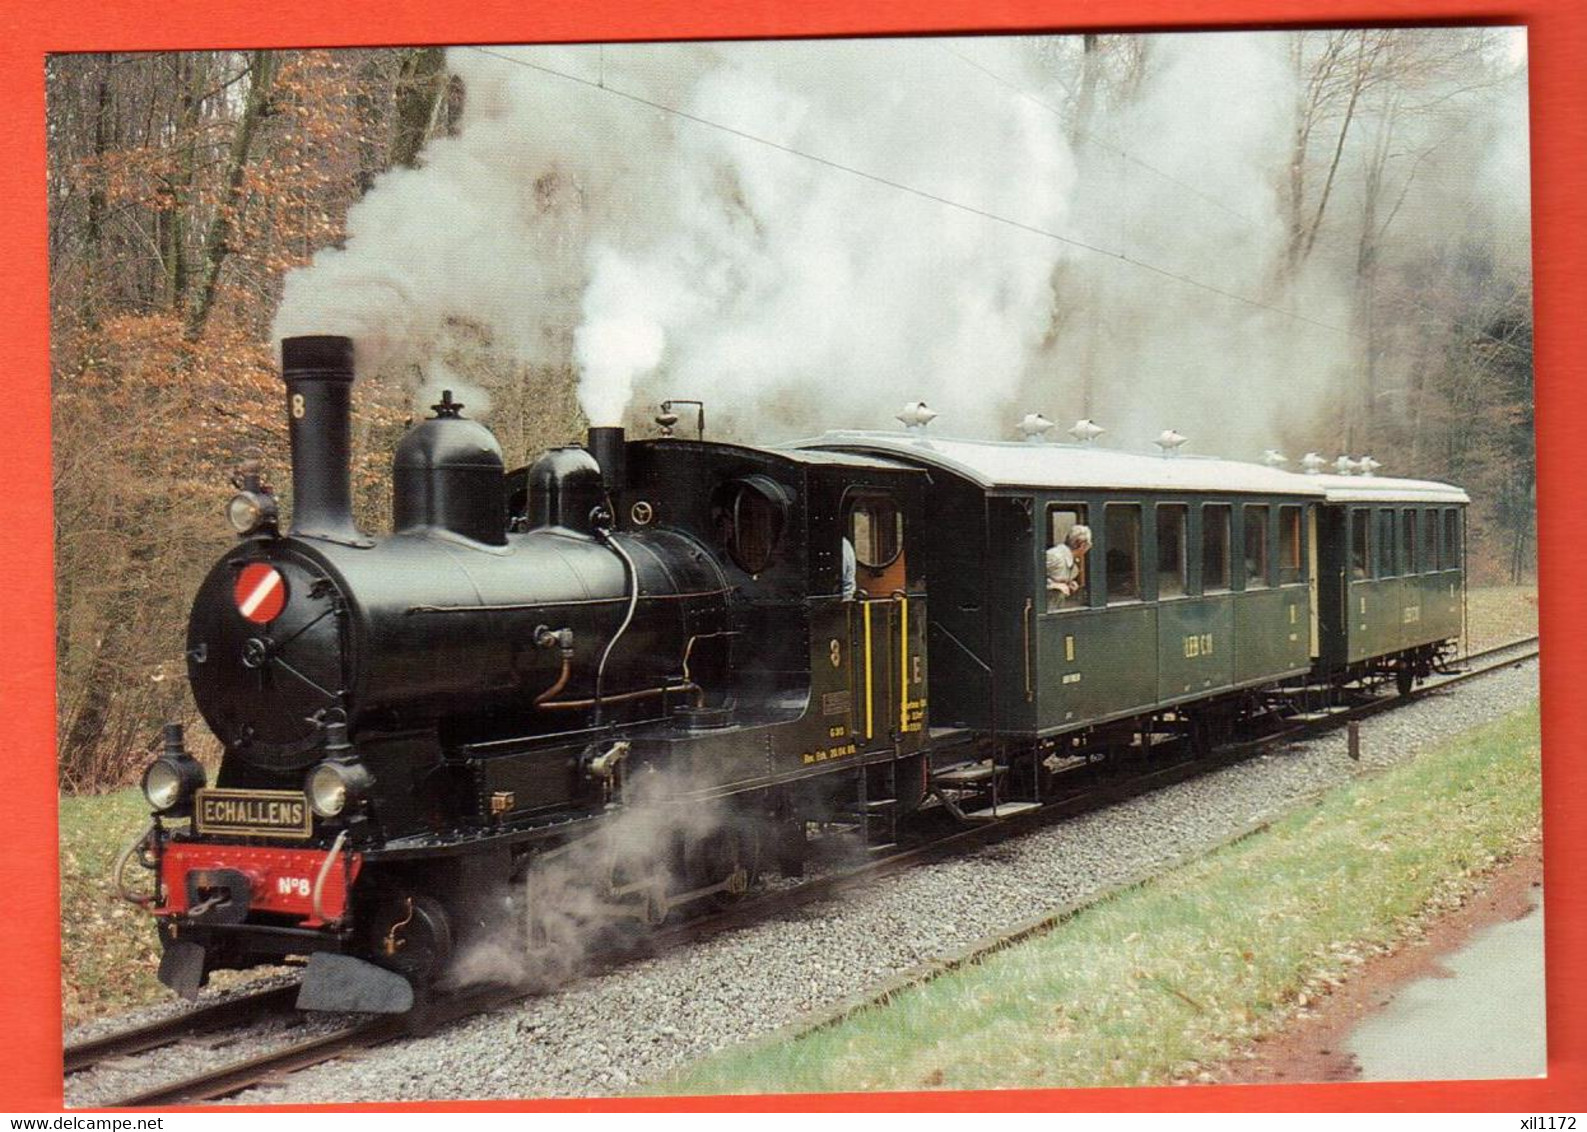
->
[[682, 824, 762, 909], [367, 892, 453, 985]]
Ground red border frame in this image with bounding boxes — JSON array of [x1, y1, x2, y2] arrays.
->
[[2, 0, 1581, 1112]]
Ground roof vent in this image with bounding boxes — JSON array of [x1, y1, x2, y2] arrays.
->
[[1017, 413, 1055, 443], [896, 401, 938, 431], [1261, 449, 1287, 468], [1358, 455, 1381, 477], [1154, 429, 1189, 456], [1336, 455, 1359, 475], [1301, 452, 1327, 475], [1068, 418, 1105, 443]]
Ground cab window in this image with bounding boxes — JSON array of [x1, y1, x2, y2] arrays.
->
[[711, 476, 789, 575], [850, 495, 903, 568], [847, 492, 907, 598]]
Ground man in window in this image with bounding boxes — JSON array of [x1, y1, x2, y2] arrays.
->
[[1046, 524, 1092, 609], [841, 536, 857, 600]]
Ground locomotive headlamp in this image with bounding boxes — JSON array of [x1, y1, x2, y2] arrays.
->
[[227, 456, 279, 538], [141, 725, 205, 815], [227, 490, 279, 536], [142, 749, 206, 812], [307, 759, 372, 819]]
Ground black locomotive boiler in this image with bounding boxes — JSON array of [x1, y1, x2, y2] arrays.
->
[[127, 335, 1468, 1014]]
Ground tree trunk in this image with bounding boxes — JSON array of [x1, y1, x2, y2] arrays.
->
[[390, 47, 447, 170], [184, 50, 276, 342], [161, 53, 208, 310], [81, 59, 112, 332], [1300, 32, 1370, 266]]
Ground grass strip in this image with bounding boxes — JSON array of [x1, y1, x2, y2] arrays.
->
[[654, 702, 1542, 1095], [59, 788, 167, 1025]]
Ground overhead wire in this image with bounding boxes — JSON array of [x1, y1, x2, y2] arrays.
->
[[465, 44, 1364, 342]]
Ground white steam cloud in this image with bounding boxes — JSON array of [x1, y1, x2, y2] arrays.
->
[[441, 771, 754, 991], [273, 31, 1529, 457]]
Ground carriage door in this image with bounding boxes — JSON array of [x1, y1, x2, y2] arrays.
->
[[847, 493, 922, 744]]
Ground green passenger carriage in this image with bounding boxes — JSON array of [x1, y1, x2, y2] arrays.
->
[[800, 432, 1328, 757], [1310, 472, 1469, 693]]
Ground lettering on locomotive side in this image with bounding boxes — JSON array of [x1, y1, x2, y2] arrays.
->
[[1183, 633, 1214, 659], [801, 742, 859, 766], [1403, 605, 1421, 623], [194, 789, 313, 837]]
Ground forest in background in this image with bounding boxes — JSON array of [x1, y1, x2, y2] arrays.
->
[[47, 34, 1535, 791]]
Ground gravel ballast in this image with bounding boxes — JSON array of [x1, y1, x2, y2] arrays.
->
[[64, 657, 1541, 1107]]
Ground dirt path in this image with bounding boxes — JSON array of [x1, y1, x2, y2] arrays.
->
[[1219, 842, 1544, 1084]]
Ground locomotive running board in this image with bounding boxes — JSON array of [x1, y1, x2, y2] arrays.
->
[[297, 953, 414, 1014]]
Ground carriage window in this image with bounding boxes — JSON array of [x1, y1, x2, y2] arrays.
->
[[1278, 505, 1303, 585], [711, 476, 790, 575], [849, 494, 903, 569], [1105, 504, 1142, 604], [1351, 509, 1370, 580], [1402, 509, 1419, 575], [1157, 505, 1187, 599], [1424, 510, 1440, 572], [1203, 504, 1231, 592], [1377, 509, 1397, 577], [1046, 504, 1089, 610], [1444, 509, 1460, 566], [1244, 506, 1270, 589]]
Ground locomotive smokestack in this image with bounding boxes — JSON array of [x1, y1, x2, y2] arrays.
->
[[281, 335, 364, 544], [588, 426, 627, 497]]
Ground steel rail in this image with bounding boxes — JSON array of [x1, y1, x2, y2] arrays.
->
[[65, 984, 301, 1075]]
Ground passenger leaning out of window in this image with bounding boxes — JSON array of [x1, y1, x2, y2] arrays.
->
[[1046, 524, 1092, 609]]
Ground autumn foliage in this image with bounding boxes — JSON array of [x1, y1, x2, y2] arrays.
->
[[49, 50, 446, 790]]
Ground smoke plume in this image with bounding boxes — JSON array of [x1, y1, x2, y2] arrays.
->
[[272, 31, 1529, 461], [442, 768, 760, 991]]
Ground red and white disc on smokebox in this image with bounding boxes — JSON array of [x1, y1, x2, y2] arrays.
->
[[234, 563, 287, 624]]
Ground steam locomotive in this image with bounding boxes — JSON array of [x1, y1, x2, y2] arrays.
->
[[125, 335, 1468, 1014]]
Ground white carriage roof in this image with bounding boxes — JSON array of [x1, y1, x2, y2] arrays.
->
[[1304, 473, 1470, 505], [790, 431, 1328, 497]]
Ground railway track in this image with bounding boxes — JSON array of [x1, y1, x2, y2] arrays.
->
[[72, 634, 1538, 1107]]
